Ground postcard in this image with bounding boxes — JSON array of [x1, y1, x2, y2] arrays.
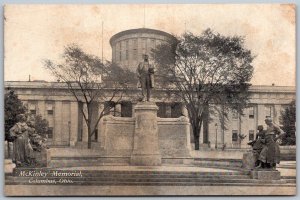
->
[[4, 4, 296, 196]]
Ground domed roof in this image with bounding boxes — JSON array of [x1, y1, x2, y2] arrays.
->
[[109, 28, 175, 46]]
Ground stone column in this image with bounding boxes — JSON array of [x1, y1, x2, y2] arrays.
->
[[54, 101, 62, 144], [98, 102, 105, 130], [181, 104, 188, 117], [82, 103, 88, 142], [166, 103, 172, 118], [131, 103, 137, 117], [257, 104, 266, 127], [37, 100, 45, 117], [69, 101, 79, 147], [274, 104, 281, 124], [130, 102, 161, 166], [115, 103, 121, 117]]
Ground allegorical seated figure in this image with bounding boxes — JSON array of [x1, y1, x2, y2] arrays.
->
[[247, 125, 266, 168], [136, 54, 154, 102], [256, 117, 285, 170], [9, 114, 34, 167]]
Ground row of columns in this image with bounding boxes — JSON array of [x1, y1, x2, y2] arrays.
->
[[23, 99, 284, 148]]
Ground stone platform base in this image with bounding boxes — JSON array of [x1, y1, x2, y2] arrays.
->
[[130, 154, 162, 166], [251, 170, 281, 180], [5, 159, 16, 174], [242, 151, 256, 170]]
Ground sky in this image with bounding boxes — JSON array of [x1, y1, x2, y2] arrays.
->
[[4, 4, 296, 86]]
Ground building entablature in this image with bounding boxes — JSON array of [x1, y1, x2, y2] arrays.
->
[[5, 81, 295, 105]]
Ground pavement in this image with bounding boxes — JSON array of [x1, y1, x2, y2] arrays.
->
[[277, 161, 296, 177]]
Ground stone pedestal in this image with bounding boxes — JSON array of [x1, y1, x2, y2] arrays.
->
[[130, 102, 161, 166], [5, 159, 16, 174], [251, 170, 281, 180], [242, 151, 256, 169]]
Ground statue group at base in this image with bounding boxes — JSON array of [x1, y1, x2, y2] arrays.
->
[[9, 114, 48, 167], [247, 117, 285, 170]]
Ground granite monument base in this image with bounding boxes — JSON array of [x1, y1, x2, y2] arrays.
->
[[130, 102, 162, 166], [242, 151, 256, 169], [4, 159, 16, 174], [130, 154, 162, 166], [251, 170, 281, 180]]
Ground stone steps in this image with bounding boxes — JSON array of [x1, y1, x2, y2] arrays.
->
[[6, 174, 250, 179], [5, 180, 295, 187], [7, 176, 255, 182], [11, 168, 249, 175], [193, 158, 242, 168], [5, 168, 295, 187]]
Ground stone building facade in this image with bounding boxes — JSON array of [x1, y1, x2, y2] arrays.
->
[[4, 81, 295, 149]]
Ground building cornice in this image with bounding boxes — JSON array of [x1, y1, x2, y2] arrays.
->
[[4, 81, 296, 94]]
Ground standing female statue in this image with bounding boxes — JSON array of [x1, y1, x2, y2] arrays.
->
[[9, 114, 34, 167]]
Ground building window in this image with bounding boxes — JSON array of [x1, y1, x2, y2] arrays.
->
[[156, 102, 167, 118], [248, 106, 254, 119], [92, 129, 98, 142], [125, 40, 129, 60], [265, 105, 272, 118], [104, 101, 116, 116], [232, 130, 238, 142], [150, 39, 155, 50], [121, 101, 132, 117], [280, 105, 288, 113], [171, 103, 182, 118], [46, 103, 54, 115], [114, 45, 117, 61], [249, 130, 255, 141], [133, 39, 138, 60], [232, 110, 238, 120], [156, 40, 161, 47], [119, 42, 122, 61], [47, 127, 53, 139], [142, 38, 146, 54], [29, 103, 36, 115]]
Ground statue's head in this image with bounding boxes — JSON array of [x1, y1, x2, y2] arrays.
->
[[17, 114, 26, 122], [27, 119, 35, 127], [143, 54, 149, 61], [257, 125, 264, 131], [265, 117, 273, 125]]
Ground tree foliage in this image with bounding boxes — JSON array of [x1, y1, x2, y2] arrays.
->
[[280, 100, 296, 145], [27, 114, 49, 137], [4, 90, 27, 141], [151, 29, 254, 150], [44, 44, 135, 149]]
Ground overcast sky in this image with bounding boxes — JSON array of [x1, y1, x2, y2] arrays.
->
[[4, 4, 295, 86]]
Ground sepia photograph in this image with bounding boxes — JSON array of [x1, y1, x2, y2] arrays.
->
[[3, 3, 296, 196]]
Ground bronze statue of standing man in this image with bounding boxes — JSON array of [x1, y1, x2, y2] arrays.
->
[[136, 54, 154, 101]]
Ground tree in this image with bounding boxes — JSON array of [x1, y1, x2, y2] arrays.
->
[[280, 100, 296, 145], [151, 29, 254, 150], [44, 44, 135, 149], [27, 114, 49, 137], [4, 90, 27, 142]]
